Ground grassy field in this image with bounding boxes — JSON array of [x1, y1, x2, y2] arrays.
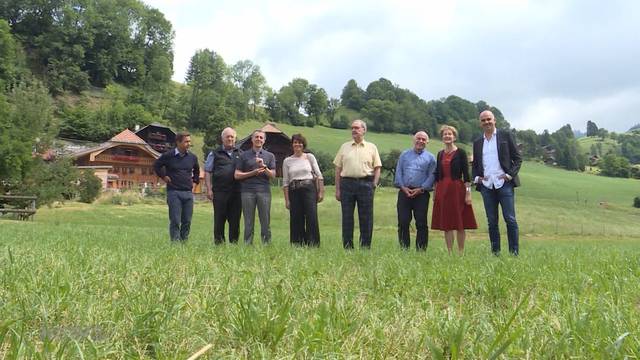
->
[[1, 159, 640, 358], [189, 120, 454, 162], [577, 136, 619, 156]]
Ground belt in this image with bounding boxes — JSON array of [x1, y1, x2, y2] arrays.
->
[[342, 176, 373, 181]]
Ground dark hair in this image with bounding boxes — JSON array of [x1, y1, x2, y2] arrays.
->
[[176, 131, 191, 143], [291, 133, 307, 149]]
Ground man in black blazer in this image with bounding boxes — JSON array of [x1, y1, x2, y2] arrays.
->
[[472, 110, 522, 255]]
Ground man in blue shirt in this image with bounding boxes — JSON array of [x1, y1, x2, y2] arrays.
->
[[153, 132, 200, 242], [394, 131, 436, 250]]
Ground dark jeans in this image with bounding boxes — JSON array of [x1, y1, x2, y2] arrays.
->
[[397, 190, 430, 250], [340, 178, 374, 249], [479, 182, 519, 255], [288, 182, 320, 246], [212, 191, 242, 244], [167, 190, 194, 242]]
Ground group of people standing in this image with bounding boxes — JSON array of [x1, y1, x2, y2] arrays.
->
[[153, 110, 522, 255]]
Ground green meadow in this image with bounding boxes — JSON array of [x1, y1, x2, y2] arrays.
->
[[190, 121, 452, 161], [2, 135, 640, 358]]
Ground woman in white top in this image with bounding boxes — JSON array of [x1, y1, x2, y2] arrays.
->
[[282, 134, 324, 246]]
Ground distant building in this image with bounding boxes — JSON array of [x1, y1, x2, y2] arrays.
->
[[135, 123, 176, 154], [237, 123, 292, 177], [70, 129, 161, 191]]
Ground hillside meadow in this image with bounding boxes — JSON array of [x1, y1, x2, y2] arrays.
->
[[1, 158, 639, 358], [190, 120, 453, 161]]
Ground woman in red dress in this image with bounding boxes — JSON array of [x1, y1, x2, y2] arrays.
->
[[431, 125, 477, 254]]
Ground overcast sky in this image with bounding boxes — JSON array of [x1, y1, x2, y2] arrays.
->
[[143, 0, 640, 133]]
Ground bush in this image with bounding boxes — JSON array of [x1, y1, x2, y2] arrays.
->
[[97, 191, 144, 206], [20, 158, 79, 207], [78, 170, 102, 203], [309, 150, 335, 185], [330, 114, 350, 129], [634, 196, 640, 208]]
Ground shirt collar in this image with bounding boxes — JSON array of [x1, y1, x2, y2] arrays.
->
[[351, 139, 366, 147], [174, 148, 188, 156], [484, 128, 497, 142]]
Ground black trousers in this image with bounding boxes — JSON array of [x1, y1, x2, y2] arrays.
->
[[397, 190, 430, 250], [212, 191, 242, 244], [340, 178, 374, 249], [288, 183, 320, 246]]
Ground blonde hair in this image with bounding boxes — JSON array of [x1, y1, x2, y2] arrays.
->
[[439, 125, 458, 138]]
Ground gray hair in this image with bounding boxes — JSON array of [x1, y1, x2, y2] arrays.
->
[[220, 127, 236, 139], [251, 129, 266, 140], [352, 119, 367, 132]]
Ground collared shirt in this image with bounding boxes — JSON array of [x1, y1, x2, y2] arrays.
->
[[333, 139, 382, 178], [174, 148, 185, 157], [237, 148, 276, 193], [154, 148, 199, 191], [394, 148, 436, 191], [481, 129, 507, 189]]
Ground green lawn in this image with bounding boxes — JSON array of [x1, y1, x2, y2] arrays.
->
[[577, 136, 619, 156], [1, 145, 640, 358], [197, 120, 453, 159]]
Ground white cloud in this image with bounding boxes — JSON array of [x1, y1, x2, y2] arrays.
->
[[144, 0, 640, 132], [516, 88, 640, 133]]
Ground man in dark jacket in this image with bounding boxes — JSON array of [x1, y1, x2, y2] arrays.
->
[[472, 110, 522, 255], [154, 132, 200, 242], [204, 127, 243, 245]]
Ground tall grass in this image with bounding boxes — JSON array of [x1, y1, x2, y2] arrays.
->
[[1, 156, 639, 358]]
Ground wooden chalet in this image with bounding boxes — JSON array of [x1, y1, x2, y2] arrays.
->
[[71, 129, 162, 191], [135, 123, 176, 154], [237, 123, 292, 177]]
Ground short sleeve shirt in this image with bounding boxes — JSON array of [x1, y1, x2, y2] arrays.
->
[[237, 148, 276, 192], [333, 140, 382, 178]]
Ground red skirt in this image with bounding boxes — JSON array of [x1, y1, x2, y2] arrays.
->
[[431, 177, 477, 231]]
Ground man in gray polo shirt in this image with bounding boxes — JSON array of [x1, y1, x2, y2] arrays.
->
[[234, 130, 276, 244]]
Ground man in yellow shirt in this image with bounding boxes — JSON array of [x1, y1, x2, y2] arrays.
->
[[333, 119, 382, 249]]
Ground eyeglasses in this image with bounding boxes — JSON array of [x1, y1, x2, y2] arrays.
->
[[480, 118, 493, 123]]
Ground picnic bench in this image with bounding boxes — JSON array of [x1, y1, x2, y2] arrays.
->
[[0, 195, 38, 220]]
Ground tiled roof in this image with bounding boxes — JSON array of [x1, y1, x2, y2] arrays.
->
[[261, 123, 282, 133], [110, 129, 147, 144]]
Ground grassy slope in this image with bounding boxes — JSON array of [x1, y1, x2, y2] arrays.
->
[[195, 119, 454, 159], [577, 136, 619, 155]]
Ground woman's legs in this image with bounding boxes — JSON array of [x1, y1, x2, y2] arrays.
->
[[444, 231, 454, 254]]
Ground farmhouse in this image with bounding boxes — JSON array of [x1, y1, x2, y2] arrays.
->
[[70, 129, 162, 191]]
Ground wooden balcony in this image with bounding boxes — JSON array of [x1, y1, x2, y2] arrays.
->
[[95, 154, 156, 165]]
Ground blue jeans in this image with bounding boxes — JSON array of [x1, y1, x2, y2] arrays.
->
[[167, 190, 194, 242], [479, 182, 519, 255]]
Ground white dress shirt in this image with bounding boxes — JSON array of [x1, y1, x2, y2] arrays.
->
[[481, 129, 507, 189]]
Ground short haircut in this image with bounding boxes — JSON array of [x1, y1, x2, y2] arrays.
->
[[220, 127, 236, 139], [439, 125, 458, 138], [251, 129, 266, 140], [176, 131, 191, 143], [352, 119, 367, 132], [290, 133, 307, 149]]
